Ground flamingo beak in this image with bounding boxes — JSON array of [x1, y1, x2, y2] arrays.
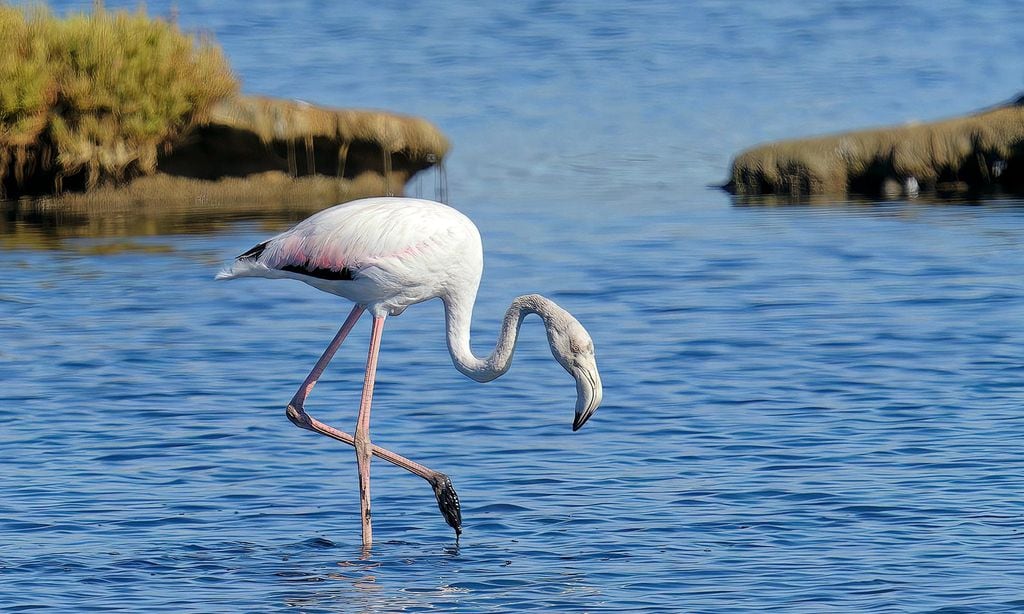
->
[[572, 363, 602, 431]]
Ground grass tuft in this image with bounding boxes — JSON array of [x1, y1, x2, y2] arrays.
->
[[0, 3, 237, 195]]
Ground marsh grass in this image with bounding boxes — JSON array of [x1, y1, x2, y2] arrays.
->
[[727, 101, 1024, 198], [0, 3, 236, 196]]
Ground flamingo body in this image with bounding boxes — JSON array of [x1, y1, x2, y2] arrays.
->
[[218, 197, 482, 317], [218, 196, 602, 546]]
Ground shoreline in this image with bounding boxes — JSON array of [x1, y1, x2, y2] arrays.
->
[[724, 96, 1024, 199], [8, 95, 449, 208]]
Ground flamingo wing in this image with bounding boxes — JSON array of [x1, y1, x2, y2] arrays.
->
[[217, 197, 475, 286]]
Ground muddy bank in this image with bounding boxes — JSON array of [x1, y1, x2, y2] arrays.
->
[[724, 96, 1024, 199], [13, 95, 449, 206]]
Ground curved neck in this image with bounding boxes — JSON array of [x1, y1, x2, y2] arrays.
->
[[443, 293, 559, 382]]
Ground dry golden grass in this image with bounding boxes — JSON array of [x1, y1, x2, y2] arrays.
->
[[211, 96, 451, 157], [727, 102, 1024, 197], [196, 95, 449, 193]]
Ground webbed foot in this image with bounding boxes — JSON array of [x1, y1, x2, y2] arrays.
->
[[429, 473, 462, 536]]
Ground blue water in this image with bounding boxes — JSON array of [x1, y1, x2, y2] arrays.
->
[[3, 1, 1024, 611]]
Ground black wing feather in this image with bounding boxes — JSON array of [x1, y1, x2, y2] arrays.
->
[[237, 241, 268, 260], [280, 263, 354, 281], [236, 239, 353, 281]]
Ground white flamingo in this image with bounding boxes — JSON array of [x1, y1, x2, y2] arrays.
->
[[217, 197, 603, 547]]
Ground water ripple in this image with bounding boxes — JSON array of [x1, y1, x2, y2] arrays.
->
[[3, 1, 1024, 611]]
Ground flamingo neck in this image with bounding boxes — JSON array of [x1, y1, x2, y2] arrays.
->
[[443, 293, 556, 383]]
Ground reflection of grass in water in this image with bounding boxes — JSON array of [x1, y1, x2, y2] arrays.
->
[[0, 167, 448, 251], [75, 241, 176, 255], [0, 224, 176, 254], [0, 225, 64, 251], [0, 176, 352, 249], [0, 170, 410, 252]]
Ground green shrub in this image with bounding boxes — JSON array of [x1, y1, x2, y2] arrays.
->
[[0, 6, 54, 146], [0, 3, 237, 194]]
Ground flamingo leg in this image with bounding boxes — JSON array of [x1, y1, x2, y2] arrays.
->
[[288, 305, 366, 411], [353, 315, 385, 547], [284, 305, 462, 538]]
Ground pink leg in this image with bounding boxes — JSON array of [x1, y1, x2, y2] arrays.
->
[[288, 305, 365, 411], [353, 315, 385, 547], [284, 306, 462, 539]]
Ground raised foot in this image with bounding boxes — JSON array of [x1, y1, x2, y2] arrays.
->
[[429, 473, 462, 536]]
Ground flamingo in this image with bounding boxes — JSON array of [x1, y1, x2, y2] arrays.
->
[[216, 196, 603, 547]]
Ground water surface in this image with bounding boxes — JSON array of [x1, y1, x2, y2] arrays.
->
[[3, 0, 1024, 611]]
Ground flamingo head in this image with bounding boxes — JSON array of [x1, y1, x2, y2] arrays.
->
[[546, 314, 603, 431]]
